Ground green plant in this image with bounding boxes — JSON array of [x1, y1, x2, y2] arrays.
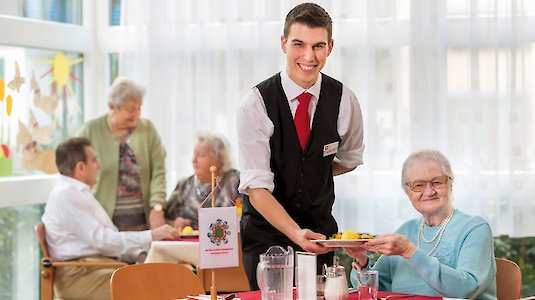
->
[[495, 235, 535, 297]]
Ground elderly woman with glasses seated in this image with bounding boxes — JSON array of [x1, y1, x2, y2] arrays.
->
[[165, 132, 243, 230], [344, 149, 497, 299]]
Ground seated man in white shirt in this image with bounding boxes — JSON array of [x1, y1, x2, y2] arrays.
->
[[42, 137, 179, 300]]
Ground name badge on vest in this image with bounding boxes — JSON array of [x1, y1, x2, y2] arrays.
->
[[323, 141, 339, 157]]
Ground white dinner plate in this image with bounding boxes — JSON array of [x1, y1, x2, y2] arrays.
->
[[311, 239, 371, 247]]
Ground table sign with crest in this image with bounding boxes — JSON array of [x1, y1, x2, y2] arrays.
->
[[197, 166, 239, 300], [198, 206, 239, 269]]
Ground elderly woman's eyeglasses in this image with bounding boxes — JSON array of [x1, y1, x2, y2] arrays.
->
[[405, 175, 451, 192]]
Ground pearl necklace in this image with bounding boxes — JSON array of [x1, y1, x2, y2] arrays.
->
[[417, 209, 455, 256]]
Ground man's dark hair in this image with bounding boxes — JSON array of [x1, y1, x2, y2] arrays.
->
[[283, 3, 333, 41], [56, 137, 92, 177]]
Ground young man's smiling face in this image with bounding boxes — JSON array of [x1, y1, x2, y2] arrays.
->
[[281, 22, 333, 89]]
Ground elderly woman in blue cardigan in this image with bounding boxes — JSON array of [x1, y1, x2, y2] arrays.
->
[[345, 149, 497, 299]]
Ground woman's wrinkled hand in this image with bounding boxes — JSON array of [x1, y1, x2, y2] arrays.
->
[[343, 245, 368, 267], [149, 209, 166, 228], [343, 245, 366, 259], [361, 233, 416, 259]]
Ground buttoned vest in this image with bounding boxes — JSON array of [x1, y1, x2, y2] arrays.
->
[[242, 73, 342, 237]]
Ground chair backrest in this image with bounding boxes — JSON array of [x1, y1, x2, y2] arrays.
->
[[35, 223, 55, 300], [495, 257, 522, 300], [110, 263, 205, 300], [35, 222, 50, 258]]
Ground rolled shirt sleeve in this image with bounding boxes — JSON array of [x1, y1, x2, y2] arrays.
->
[[335, 86, 364, 169], [237, 88, 275, 194]]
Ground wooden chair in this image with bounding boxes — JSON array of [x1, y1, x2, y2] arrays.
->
[[110, 263, 205, 300], [35, 223, 127, 300], [495, 257, 522, 300], [196, 233, 250, 293]]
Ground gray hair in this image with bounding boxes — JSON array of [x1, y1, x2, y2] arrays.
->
[[196, 132, 232, 174], [108, 77, 145, 107], [401, 149, 454, 189]]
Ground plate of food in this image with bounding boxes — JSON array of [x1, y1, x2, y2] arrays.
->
[[179, 226, 200, 237], [312, 230, 374, 248], [312, 239, 370, 247]]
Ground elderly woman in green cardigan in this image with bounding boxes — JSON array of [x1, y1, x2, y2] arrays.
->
[[78, 77, 166, 231]]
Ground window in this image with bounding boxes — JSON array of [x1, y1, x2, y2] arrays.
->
[[0, 0, 83, 25], [0, 2, 89, 298], [109, 52, 119, 83], [110, 0, 121, 25]]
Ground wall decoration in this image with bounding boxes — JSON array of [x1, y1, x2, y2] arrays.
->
[[37, 52, 83, 113], [0, 48, 84, 177], [7, 61, 25, 92], [15, 64, 63, 174], [31, 71, 59, 114], [0, 59, 15, 177]]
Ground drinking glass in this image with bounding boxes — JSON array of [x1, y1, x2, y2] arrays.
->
[[356, 270, 378, 300]]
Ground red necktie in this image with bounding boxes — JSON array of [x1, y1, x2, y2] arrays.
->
[[294, 92, 312, 150]]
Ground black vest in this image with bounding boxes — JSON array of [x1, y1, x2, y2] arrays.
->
[[242, 73, 342, 238]]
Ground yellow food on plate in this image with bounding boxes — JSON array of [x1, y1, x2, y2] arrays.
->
[[341, 230, 360, 240], [360, 233, 374, 239], [181, 226, 194, 234], [329, 230, 374, 240], [329, 232, 342, 240]]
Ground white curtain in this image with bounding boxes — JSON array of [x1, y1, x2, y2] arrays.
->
[[118, 0, 535, 237]]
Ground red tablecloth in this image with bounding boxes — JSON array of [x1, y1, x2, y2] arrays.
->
[[163, 236, 199, 242], [233, 290, 442, 300], [180, 236, 199, 242]]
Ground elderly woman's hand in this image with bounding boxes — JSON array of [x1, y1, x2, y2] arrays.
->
[[149, 209, 166, 228], [344, 245, 369, 268], [361, 233, 417, 259], [173, 217, 193, 230], [343, 245, 366, 259]]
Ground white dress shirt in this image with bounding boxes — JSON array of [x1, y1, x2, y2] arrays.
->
[[237, 70, 365, 194], [42, 175, 152, 262]]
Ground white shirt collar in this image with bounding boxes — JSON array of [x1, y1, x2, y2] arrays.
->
[[59, 174, 91, 192], [281, 69, 322, 102]]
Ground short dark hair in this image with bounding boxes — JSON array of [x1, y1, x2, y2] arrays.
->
[[56, 137, 92, 177], [283, 3, 333, 41]]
